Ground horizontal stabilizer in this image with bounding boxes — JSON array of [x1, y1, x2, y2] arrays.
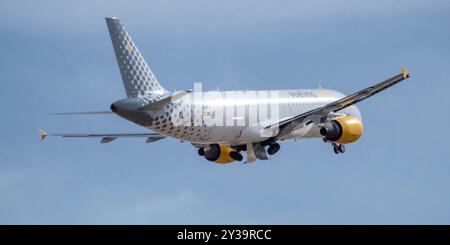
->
[[38, 130, 165, 143], [51, 111, 113, 115]]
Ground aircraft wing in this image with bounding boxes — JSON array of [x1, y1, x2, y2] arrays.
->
[[267, 67, 410, 138], [38, 129, 165, 143]]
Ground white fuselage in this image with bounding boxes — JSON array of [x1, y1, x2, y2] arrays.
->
[[142, 89, 362, 146]]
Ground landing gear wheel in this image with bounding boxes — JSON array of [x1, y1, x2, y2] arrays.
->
[[338, 144, 345, 153], [267, 143, 281, 155], [229, 151, 243, 161], [198, 148, 205, 156], [333, 145, 340, 154]]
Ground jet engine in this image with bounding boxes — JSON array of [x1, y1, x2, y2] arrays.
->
[[320, 116, 363, 144], [203, 144, 242, 164]]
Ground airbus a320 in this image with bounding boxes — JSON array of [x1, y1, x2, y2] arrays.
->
[[39, 17, 410, 164]]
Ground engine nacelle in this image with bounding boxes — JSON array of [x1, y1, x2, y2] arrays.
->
[[204, 144, 236, 164], [320, 116, 363, 144]]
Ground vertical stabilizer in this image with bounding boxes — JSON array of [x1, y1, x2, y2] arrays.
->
[[106, 17, 166, 98]]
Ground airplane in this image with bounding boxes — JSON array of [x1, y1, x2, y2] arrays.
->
[[39, 17, 410, 164]]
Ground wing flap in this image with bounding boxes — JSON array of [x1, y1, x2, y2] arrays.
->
[[100, 137, 118, 143], [146, 137, 164, 143]]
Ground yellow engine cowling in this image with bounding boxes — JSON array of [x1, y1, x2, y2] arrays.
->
[[334, 116, 363, 144], [215, 144, 236, 164], [204, 144, 236, 164], [320, 116, 363, 144]]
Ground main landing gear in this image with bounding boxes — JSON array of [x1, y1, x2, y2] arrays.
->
[[267, 143, 281, 155], [332, 143, 345, 154], [198, 148, 205, 156], [322, 138, 345, 154], [229, 151, 244, 161], [323, 137, 345, 154]]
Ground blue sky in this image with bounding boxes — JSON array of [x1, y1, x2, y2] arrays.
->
[[1, 0, 450, 224]]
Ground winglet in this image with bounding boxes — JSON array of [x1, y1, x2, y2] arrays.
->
[[38, 129, 47, 141], [401, 66, 409, 79]]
